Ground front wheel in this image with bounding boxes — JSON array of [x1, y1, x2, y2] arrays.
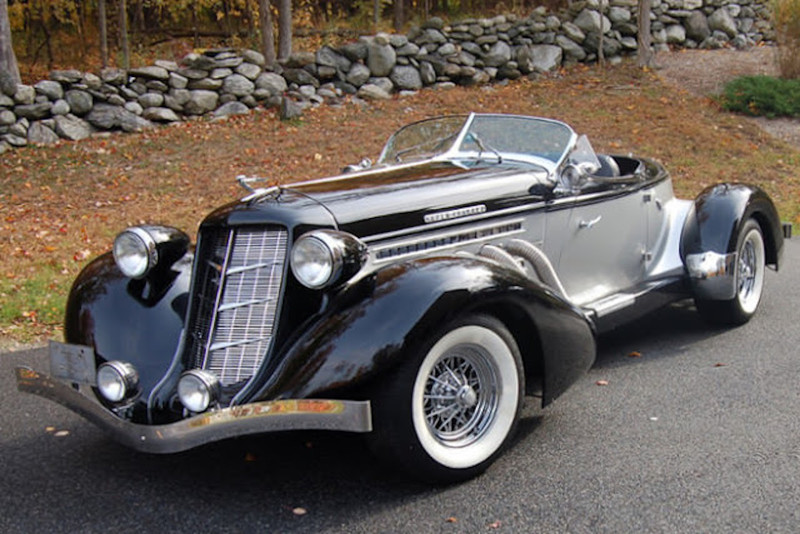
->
[[696, 218, 766, 325], [368, 314, 524, 483]]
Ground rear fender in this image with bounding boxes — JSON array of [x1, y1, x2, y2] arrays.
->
[[681, 183, 784, 267], [253, 256, 596, 407]]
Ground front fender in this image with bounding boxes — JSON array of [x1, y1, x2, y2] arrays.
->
[[681, 183, 784, 267], [64, 251, 192, 414], [253, 256, 596, 407]]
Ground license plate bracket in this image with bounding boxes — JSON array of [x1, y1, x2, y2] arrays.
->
[[49, 341, 97, 386]]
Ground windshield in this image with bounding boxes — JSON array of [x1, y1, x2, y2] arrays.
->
[[377, 114, 576, 171], [378, 116, 468, 164]]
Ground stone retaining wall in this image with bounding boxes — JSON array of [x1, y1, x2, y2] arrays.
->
[[0, 0, 774, 153]]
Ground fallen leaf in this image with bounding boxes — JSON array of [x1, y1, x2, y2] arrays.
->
[[714, 362, 727, 367], [488, 520, 502, 529], [292, 507, 307, 516], [628, 351, 642, 358], [45, 426, 56, 433], [73, 249, 91, 261], [244, 452, 257, 462], [446, 517, 458, 523], [596, 380, 609, 386], [54, 430, 70, 437]]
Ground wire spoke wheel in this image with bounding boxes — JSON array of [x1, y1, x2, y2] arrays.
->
[[736, 224, 765, 315], [410, 317, 522, 473], [422, 348, 499, 447], [368, 314, 523, 482]]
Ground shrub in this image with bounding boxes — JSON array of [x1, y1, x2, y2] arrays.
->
[[721, 75, 800, 118], [773, 0, 800, 78]]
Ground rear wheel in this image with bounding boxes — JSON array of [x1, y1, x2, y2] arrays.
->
[[696, 218, 766, 325], [368, 314, 524, 483]]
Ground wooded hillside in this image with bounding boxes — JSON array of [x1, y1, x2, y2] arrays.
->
[[5, 1, 543, 80]]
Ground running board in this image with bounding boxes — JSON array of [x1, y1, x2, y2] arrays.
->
[[582, 278, 689, 333], [587, 293, 636, 318]]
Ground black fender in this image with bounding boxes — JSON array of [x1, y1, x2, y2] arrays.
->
[[681, 183, 784, 269], [252, 256, 596, 407], [64, 251, 192, 416]]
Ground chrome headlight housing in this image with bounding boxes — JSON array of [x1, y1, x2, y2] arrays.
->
[[290, 230, 367, 289], [97, 361, 139, 402], [112, 225, 190, 279], [178, 370, 221, 413], [113, 227, 157, 279]]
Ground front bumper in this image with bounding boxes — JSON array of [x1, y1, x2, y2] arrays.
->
[[15, 367, 372, 454]]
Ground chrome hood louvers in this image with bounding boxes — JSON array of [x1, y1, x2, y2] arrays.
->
[[184, 226, 288, 388]]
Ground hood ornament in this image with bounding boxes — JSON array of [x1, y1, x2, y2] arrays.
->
[[236, 175, 280, 202]]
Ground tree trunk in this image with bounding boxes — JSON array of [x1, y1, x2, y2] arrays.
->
[[191, 0, 199, 47], [0, 0, 20, 83], [36, 1, 54, 69], [598, 3, 605, 68], [636, 0, 653, 68], [99, 0, 109, 67], [277, 0, 292, 61], [374, 0, 379, 30], [222, 0, 233, 41], [244, 0, 255, 39], [393, 0, 404, 32], [133, 0, 145, 32], [119, 0, 130, 69], [259, 0, 276, 66]]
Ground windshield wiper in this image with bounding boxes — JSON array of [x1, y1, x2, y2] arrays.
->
[[468, 133, 502, 164]]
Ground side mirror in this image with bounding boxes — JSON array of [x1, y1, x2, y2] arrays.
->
[[560, 163, 589, 191], [342, 158, 372, 174]]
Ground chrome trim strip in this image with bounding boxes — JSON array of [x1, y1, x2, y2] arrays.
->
[[424, 204, 487, 223], [201, 229, 235, 370], [226, 261, 280, 275], [209, 336, 272, 352], [16, 367, 372, 454], [363, 203, 552, 244], [217, 297, 274, 312], [371, 218, 525, 263]]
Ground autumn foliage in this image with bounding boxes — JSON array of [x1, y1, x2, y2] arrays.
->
[[6, 0, 549, 82]]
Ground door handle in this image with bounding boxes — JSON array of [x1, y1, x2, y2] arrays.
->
[[579, 215, 602, 229]]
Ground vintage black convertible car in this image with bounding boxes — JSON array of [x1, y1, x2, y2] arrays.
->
[[16, 113, 789, 482]]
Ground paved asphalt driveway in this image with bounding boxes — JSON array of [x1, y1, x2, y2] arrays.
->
[[1, 241, 798, 533]]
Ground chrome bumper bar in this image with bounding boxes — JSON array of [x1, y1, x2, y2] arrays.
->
[[15, 367, 372, 454], [685, 250, 737, 300]]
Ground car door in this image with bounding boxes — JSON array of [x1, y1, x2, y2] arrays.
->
[[547, 187, 648, 310]]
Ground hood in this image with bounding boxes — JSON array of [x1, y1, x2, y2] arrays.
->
[[284, 160, 550, 238]]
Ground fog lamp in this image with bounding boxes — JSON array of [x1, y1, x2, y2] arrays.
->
[[178, 370, 221, 413], [97, 361, 139, 402]]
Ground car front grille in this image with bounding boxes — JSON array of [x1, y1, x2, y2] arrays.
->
[[185, 226, 288, 387]]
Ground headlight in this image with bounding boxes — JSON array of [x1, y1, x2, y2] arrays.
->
[[112, 225, 190, 279], [178, 370, 220, 413], [113, 227, 158, 279], [97, 361, 139, 402], [290, 230, 367, 289]]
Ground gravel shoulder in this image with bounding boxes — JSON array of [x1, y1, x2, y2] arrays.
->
[[655, 46, 800, 149]]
